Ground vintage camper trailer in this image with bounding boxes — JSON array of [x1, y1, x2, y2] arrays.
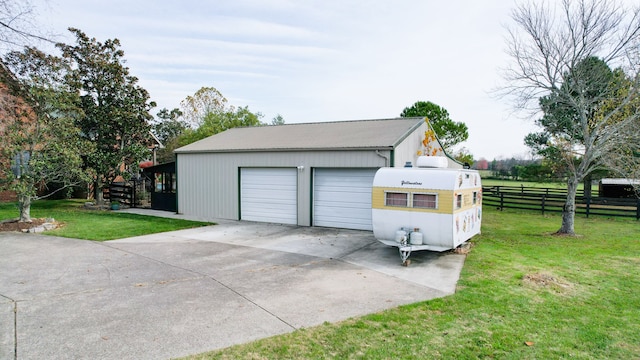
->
[[371, 156, 482, 264]]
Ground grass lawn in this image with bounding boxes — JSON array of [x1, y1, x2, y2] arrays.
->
[[186, 208, 640, 359], [0, 199, 212, 241]]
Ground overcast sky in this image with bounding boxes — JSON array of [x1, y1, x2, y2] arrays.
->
[[33, 0, 541, 160]]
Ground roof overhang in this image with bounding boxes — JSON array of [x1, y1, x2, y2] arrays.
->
[[175, 146, 394, 154]]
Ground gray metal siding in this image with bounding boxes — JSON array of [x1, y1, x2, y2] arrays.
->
[[177, 150, 390, 225], [393, 121, 428, 167], [393, 122, 462, 169], [177, 153, 236, 221]]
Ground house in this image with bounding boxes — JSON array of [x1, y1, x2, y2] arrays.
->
[[0, 62, 35, 202], [174, 117, 459, 230]]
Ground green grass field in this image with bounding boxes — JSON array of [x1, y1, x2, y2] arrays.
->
[[186, 208, 640, 359], [0, 199, 211, 240], [481, 178, 582, 190]]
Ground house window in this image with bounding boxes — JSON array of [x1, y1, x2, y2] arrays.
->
[[473, 191, 478, 205], [455, 193, 462, 209], [385, 192, 408, 207], [413, 193, 437, 209]]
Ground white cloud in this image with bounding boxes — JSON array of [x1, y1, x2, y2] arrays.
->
[[35, 0, 540, 159]]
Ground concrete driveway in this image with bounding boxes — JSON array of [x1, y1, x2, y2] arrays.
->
[[0, 218, 466, 360]]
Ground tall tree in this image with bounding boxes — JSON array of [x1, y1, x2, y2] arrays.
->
[[176, 87, 263, 147], [269, 114, 285, 126], [177, 105, 263, 146], [180, 86, 230, 128], [58, 28, 156, 205], [0, 48, 89, 221], [501, 0, 640, 235], [152, 107, 185, 144], [451, 147, 474, 167], [400, 101, 469, 152], [152, 107, 186, 164], [596, 70, 640, 181]]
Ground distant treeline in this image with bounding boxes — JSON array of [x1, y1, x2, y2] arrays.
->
[[473, 158, 563, 182]]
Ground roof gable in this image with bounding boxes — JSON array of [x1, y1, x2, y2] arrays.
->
[[175, 117, 426, 153]]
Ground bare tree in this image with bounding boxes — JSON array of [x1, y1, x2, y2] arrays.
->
[[500, 0, 640, 235], [180, 86, 231, 128], [0, 0, 52, 49]]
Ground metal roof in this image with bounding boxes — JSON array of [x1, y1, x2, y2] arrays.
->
[[175, 117, 426, 153], [600, 178, 640, 185]]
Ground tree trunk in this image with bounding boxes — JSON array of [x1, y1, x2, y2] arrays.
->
[[558, 178, 578, 235], [18, 194, 32, 223], [94, 177, 104, 206]]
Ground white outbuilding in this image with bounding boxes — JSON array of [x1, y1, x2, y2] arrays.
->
[[174, 117, 460, 230]]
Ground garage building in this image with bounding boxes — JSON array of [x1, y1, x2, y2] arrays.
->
[[175, 117, 458, 230]]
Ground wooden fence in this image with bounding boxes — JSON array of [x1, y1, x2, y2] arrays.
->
[[482, 185, 640, 219], [104, 183, 135, 207]]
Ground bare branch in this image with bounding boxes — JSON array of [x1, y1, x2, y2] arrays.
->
[[0, 0, 54, 49], [498, 0, 640, 234]]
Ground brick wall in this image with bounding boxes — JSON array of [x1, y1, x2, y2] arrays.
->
[[0, 190, 17, 202]]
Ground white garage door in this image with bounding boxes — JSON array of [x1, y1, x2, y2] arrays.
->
[[313, 168, 377, 230], [240, 168, 297, 225]]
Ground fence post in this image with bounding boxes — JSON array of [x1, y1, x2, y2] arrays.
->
[[636, 199, 640, 220], [500, 193, 504, 211], [132, 182, 136, 208], [586, 196, 591, 218], [541, 195, 545, 215]]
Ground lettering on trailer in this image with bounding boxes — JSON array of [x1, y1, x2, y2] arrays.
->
[[401, 180, 422, 186]]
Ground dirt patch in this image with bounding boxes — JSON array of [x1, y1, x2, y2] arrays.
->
[[452, 242, 473, 254], [82, 202, 111, 211], [523, 272, 573, 294], [550, 231, 583, 238], [0, 218, 59, 233]]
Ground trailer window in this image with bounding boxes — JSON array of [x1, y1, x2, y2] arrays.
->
[[473, 191, 478, 205], [385, 192, 408, 207], [413, 193, 437, 209], [455, 193, 462, 209]]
